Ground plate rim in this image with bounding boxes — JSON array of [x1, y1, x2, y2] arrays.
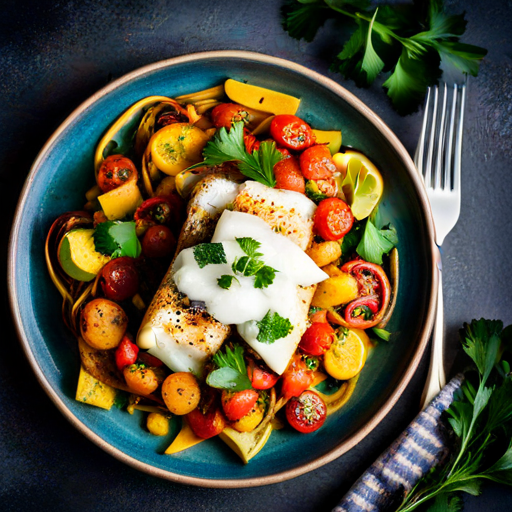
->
[[8, 49, 438, 488]]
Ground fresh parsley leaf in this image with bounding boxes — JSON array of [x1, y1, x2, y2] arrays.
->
[[283, 0, 487, 114], [256, 310, 293, 344], [281, 0, 331, 42], [93, 221, 118, 256], [356, 218, 396, 264], [397, 318, 512, 511], [424, 492, 463, 512], [93, 221, 141, 258], [372, 327, 391, 341], [230, 237, 278, 289], [201, 122, 282, 187], [360, 9, 385, 84], [217, 274, 238, 289], [193, 243, 227, 268], [207, 345, 252, 391], [236, 237, 263, 259], [460, 319, 502, 383], [254, 265, 277, 289]]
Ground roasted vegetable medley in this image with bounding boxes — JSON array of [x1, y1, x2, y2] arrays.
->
[[45, 79, 398, 463]]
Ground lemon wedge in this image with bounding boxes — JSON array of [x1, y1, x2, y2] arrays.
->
[[333, 150, 384, 220]]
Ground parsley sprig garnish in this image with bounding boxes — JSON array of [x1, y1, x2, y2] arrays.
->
[[217, 237, 278, 290], [282, 0, 487, 114], [93, 220, 141, 258], [396, 319, 512, 511], [256, 310, 294, 344], [199, 121, 283, 187], [206, 344, 253, 391]]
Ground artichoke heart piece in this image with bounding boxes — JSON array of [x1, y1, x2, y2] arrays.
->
[[219, 423, 273, 464]]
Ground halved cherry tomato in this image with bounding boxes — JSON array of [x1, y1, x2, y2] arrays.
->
[[314, 197, 354, 241], [270, 115, 315, 151], [300, 145, 336, 180], [221, 389, 259, 421], [299, 322, 336, 356], [134, 195, 184, 236], [100, 257, 139, 302], [340, 260, 391, 329], [247, 360, 279, 390], [211, 103, 250, 128], [97, 155, 138, 193], [273, 156, 305, 193], [281, 354, 314, 401], [141, 225, 176, 259], [187, 403, 226, 439], [285, 390, 327, 433], [115, 335, 139, 371]]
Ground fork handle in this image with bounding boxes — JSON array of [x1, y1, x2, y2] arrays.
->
[[420, 248, 446, 409]]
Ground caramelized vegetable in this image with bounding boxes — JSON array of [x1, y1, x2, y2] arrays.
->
[[161, 372, 201, 415], [80, 298, 128, 350]]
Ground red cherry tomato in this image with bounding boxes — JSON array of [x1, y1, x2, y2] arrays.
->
[[314, 197, 354, 241], [247, 360, 279, 390], [299, 322, 336, 356], [141, 225, 176, 259], [299, 145, 336, 180], [115, 335, 139, 371], [187, 404, 226, 439], [221, 389, 259, 421], [135, 196, 173, 224], [100, 257, 139, 301], [340, 260, 391, 329], [273, 156, 305, 193], [97, 155, 138, 193], [211, 103, 250, 128], [270, 115, 315, 151], [281, 354, 314, 401], [285, 390, 327, 433]]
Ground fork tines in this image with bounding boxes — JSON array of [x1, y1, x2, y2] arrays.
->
[[414, 82, 467, 191]]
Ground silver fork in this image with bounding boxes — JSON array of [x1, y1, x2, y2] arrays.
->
[[414, 82, 466, 409]]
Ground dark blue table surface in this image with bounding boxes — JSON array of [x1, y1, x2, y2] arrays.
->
[[2, 0, 511, 510]]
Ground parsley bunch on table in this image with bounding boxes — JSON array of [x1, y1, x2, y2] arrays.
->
[[282, 0, 487, 114], [397, 319, 512, 511]]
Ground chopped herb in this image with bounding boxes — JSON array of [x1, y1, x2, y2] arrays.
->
[[217, 274, 238, 290], [93, 220, 141, 259], [195, 122, 283, 187], [193, 243, 227, 268], [256, 310, 293, 344], [206, 344, 252, 391]]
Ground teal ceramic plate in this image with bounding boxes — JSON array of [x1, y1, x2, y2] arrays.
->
[[8, 51, 437, 488]]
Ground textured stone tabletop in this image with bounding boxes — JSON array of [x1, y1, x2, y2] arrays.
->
[[1, 0, 511, 510]]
